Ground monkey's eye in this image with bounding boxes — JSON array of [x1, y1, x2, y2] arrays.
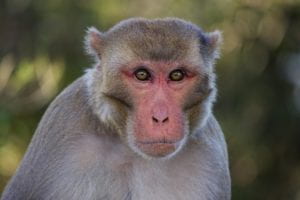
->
[[134, 68, 151, 81], [169, 69, 185, 81]]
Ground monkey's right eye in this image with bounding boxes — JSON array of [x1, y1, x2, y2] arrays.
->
[[134, 68, 151, 81]]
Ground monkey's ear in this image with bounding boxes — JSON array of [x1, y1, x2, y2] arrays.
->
[[85, 27, 104, 59], [201, 30, 223, 60]]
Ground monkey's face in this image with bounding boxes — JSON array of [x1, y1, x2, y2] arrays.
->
[[119, 61, 206, 159], [85, 18, 221, 159]]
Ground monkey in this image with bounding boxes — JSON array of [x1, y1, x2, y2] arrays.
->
[[1, 18, 231, 200]]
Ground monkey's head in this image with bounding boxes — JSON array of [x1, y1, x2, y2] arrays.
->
[[85, 18, 222, 159]]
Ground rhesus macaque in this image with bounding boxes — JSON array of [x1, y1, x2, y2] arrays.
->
[[1, 18, 231, 200]]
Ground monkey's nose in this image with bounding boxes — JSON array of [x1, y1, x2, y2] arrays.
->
[[151, 102, 169, 124], [152, 116, 169, 124]]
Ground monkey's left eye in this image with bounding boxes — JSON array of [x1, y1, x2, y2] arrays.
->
[[134, 68, 151, 81], [169, 69, 185, 81]]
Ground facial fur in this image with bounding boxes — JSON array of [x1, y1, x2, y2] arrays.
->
[[85, 18, 222, 159]]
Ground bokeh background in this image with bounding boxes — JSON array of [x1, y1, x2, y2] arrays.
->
[[0, 0, 300, 199]]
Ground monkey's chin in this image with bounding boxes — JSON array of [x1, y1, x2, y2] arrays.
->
[[135, 140, 185, 159]]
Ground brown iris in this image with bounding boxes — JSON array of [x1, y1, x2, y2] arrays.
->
[[169, 69, 185, 81], [134, 68, 151, 81]]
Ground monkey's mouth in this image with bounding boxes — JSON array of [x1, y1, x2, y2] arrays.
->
[[136, 139, 181, 157], [137, 139, 180, 145]]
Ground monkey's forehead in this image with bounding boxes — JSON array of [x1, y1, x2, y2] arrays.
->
[[104, 18, 204, 61]]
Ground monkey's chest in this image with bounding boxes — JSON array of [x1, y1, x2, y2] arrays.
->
[[92, 163, 212, 200], [126, 164, 208, 200]]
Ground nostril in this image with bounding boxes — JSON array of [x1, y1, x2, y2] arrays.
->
[[162, 117, 169, 123], [152, 116, 169, 123], [152, 116, 159, 123]]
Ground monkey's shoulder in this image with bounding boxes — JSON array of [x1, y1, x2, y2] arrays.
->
[[33, 76, 100, 140], [47, 77, 90, 112]]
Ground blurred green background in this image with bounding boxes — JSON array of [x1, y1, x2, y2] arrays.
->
[[0, 0, 300, 199]]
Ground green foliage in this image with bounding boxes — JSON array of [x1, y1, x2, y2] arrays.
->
[[0, 0, 300, 199]]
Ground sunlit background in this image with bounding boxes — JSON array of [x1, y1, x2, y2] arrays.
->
[[0, 0, 300, 199]]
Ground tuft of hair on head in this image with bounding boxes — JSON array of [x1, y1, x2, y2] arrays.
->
[[84, 27, 104, 60]]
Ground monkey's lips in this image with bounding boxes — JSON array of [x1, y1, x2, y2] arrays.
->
[[136, 140, 181, 157]]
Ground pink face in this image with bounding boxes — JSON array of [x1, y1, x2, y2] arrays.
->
[[121, 61, 200, 158]]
